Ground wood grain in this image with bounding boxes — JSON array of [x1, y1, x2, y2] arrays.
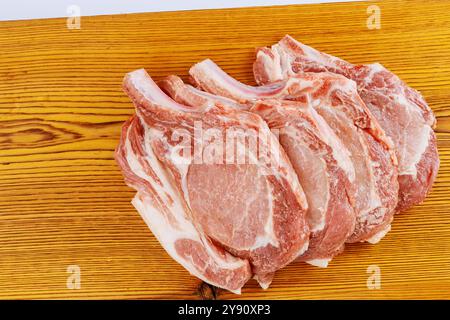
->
[[1, 0, 450, 299]]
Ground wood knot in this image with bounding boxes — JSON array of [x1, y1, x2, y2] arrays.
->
[[197, 281, 219, 300]]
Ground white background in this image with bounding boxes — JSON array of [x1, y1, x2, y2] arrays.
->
[[0, 0, 358, 21]]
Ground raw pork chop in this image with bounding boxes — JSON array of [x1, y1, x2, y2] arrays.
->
[[189, 59, 399, 243], [116, 115, 251, 293], [116, 69, 310, 291], [253, 35, 439, 211], [161, 74, 356, 266]]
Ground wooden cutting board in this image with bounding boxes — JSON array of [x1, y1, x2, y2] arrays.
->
[[1, 0, 449, 300]]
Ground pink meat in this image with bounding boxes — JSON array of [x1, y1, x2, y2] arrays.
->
[[251, 100, 356, 265], [163, 75, 357, 265], [253, 35, 439, 211], [189, 60, 399, 243], [117, 69, 310, 291], [115, 116, 252, 293]]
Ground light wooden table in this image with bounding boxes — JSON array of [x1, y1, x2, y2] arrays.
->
[[0, 0, 449, 299]]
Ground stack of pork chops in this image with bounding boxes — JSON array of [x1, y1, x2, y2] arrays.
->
[[115, 35, 439, 294]]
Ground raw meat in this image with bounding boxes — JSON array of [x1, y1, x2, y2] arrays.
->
[[253, 35, 439, 211], [162, 74, 356, 265], [189, 59, 399, 243], [116, 69, 310, 292], [115, 115, 251, 293], [252, 100, 357, 265], [160, 75, 245, 110]]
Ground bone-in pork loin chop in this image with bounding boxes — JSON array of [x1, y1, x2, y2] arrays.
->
[[252, 100, 357, 265], [253, 35, 439, 211], [189, 60, 399, 244], [161, 74, 356, 266], [116, 69, 310, 292], [116, 115, 251, 293]]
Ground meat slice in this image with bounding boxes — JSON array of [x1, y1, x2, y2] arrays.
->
[[189, 60, 399, 243], [253, 35, 439, 211], [163, 76, 356, 265], [115, 116, 251, 293], [162, 74, 356, 265], [117, 69, 310, 291], [252, 100, 356, 265]]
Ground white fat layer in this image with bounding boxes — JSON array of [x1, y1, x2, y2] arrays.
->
[[399, 125, 431, 177], [361, 157, 384, 219], [364, 63, 385, 84], [364, 63, 430, 178], [367, 224, 391, 244], [126, 130, 185, 220], [256, 48, 284, 83], [248, 139, 280, 250], [307, 103, 356, 183], [281, 36, 347, 73], [125, 121, 247, 294], [149, 127, 192, 209], [307, 258, 331, 268], [250, 174, 279, 250], [253, 274, 274, 290], [262, 120, 308, 209], [394, 93, 431, 177], [283, 125, 328, 232], [297, 240, 310, 257], [249, 235, 276, 251], [274, 44, 297, 79]]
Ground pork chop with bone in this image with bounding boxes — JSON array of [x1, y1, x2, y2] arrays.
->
[[116, 69, 310, 292], [188, 59, 399, 244], [253, 35, 439, 211], [161, 74, 357, 266]]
